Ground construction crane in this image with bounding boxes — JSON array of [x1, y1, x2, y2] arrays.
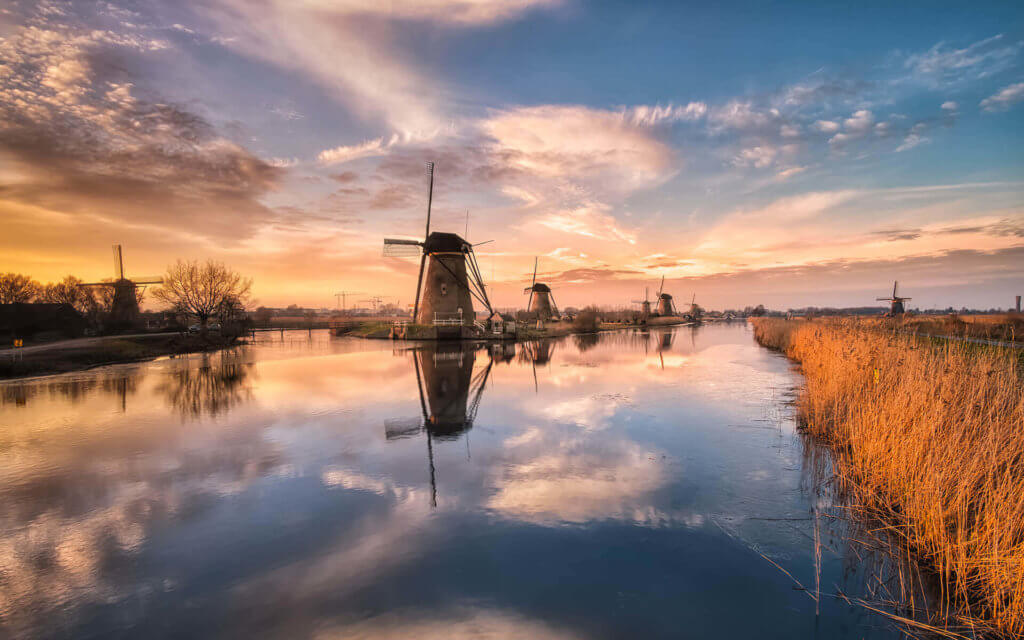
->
[[334, 291, 362, 315]]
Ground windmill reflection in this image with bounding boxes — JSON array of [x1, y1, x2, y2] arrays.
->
[[386, 344, 493, 507], [156, 351, 255, 418], [656, 329, 675, 369]]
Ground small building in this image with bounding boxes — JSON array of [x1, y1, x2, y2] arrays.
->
[[0, 303, 87, 343]]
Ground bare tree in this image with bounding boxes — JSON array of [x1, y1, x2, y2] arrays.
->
[[0, 273, 41, 304], [153, 260, 251, 331], [37, 275, 94, 313]]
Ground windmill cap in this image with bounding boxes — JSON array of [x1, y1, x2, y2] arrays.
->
[[659, 293, 673, 300], [529, 283, 551, 292], [424, 232, 469, 253]]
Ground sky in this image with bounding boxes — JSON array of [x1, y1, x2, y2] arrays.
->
[[1, 0, 1022, 311]]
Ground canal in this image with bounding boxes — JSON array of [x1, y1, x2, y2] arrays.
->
[[0, 323, 905, 638]]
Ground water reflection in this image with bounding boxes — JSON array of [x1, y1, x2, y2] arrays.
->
[[155, 351, 256, 418], [0, 326, 909, 639]]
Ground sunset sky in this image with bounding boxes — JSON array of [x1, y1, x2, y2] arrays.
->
[[1, 0, 1022, 311]]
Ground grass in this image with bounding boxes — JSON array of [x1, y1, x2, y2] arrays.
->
[[861, 313, 1024, 344], [752, 317, 1024, 636]]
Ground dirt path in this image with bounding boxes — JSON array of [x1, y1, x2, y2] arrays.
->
[[1, 333, 179, 356]]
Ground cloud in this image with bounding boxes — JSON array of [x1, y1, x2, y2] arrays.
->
[[707, 100, 778, 133], [980, 82, 1024, 112], [535, 203, 639, 244], [626, 101, 707, 126], [814, 120, 840, 133], [941, 101, 958, 111], [202, 0, 561, 133], [731, 146, 777, 168], [317, 129, 448, 165], [843, 109, 874, 133], [480, 105, 674, 191], [895, 123, 929, 152], [0, 15, 282, 241], [903, 34, 1022, 86], [775, 166, 806, 180]]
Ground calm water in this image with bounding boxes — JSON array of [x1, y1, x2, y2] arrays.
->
[[0, 324, 903, 639]]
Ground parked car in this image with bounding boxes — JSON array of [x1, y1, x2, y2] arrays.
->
[[188, 324, 201, 335], [208, 323, 221, 333]]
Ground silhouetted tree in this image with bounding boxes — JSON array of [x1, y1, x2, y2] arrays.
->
[[153, 260, 251, 331], [0, 273, 40, 303], [38, 276, 93, 314]]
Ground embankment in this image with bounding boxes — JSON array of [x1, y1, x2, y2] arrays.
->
[[751, 317, 1024, 636], [0, 334, 241, 379]]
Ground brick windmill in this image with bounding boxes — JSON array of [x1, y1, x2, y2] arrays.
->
[[877, 280, 911, 316], [654, 275, 677, 316], [524, 257, 559, 321], [383, 162, 493, 332], [79, 245, 162, 329]]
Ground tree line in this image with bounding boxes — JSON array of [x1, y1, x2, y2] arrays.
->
[[0, 260, 251, 330]]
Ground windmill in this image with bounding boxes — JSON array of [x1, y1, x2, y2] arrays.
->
[[523, 257, 559, 321], [877, 280, 911, 316], [384, 344, 493, 507], [654, 275, 677, 316], [383, 162, 493, 332], [632, 287, 653, 319], [686, 293, 702, 321], [79, 245, 162, 329]]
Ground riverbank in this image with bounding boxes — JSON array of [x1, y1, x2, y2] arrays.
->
[[0, 333, 242, 379], [340, 317, 694, 340], [752, 317, 1024, 636]]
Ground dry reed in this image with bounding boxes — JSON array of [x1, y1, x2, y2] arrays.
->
[[752, 317, 1024, 636]]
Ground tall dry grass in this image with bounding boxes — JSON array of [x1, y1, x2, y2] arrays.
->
[[752, 317, 1024, 636]]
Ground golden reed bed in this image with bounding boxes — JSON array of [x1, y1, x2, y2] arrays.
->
[[752, 318, 1024, 637]]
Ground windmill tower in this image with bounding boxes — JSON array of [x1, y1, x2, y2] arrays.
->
[[654, 275, 676, 316], [877, 280, 911, 316], [383, 162, 493, 333], [632, 287, 653, 319], [79, 245, 162, 329], [524, 257, 559, 321]]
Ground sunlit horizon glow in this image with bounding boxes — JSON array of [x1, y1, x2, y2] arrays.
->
[[1, 1, 1022, 311]]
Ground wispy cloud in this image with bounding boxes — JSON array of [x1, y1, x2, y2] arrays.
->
[[902, 34, 1022, 86], [980, 82, 1024, 112]]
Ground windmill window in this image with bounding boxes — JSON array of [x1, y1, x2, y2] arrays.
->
[[440, 283, 448, 296]]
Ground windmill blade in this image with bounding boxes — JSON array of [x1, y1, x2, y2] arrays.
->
[[383, 238, 423, 257], [112, 244, 125, 280], [527, 257, 538, 312], [412, 253, 427, 321], [893, 280, 898, 298], [424, 161, 434, 242], [473, 239, 494, 247], [657, 275, 664, 298]]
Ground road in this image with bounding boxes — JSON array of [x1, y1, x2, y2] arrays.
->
[[0, 332, 179, 356]]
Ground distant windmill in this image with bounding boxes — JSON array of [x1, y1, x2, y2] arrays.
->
[[523, 257, 559, 321], [877, 280, 911, 316], [632, 287, 653, 318], [686, 293, 702, 321], [383, 162, 493, 330], [79, 245, 162, 329], [654, 275, 677, 316]]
